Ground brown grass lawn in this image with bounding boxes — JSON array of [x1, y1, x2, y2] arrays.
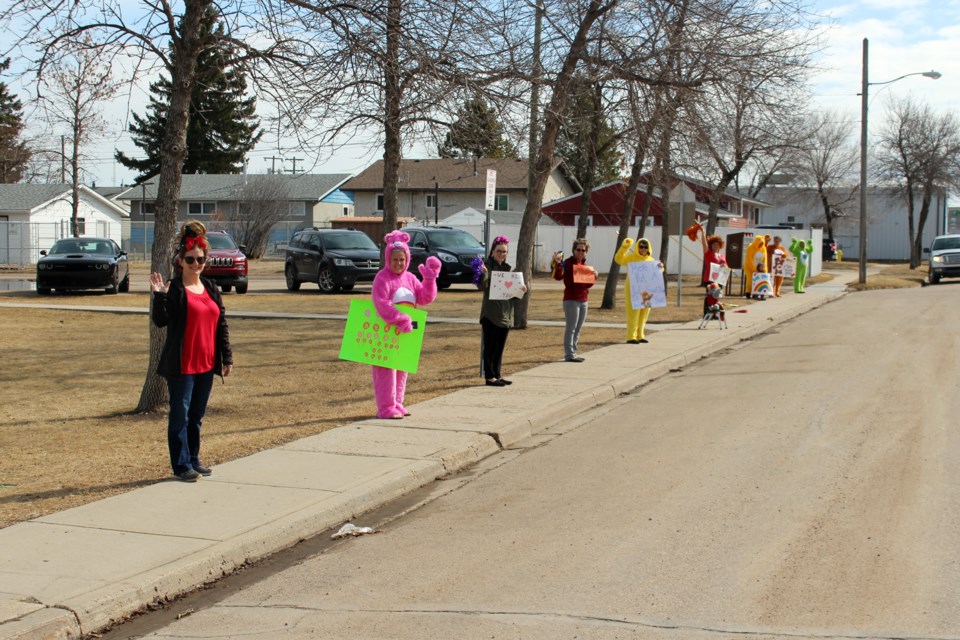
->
[[0, 259, 859, 529]]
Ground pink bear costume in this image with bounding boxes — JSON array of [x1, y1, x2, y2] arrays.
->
[[370, 231, 442, 419]]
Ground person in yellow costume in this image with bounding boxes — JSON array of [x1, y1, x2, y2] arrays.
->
[[743, 235, 769, 299], [614, 236, 662, 344]]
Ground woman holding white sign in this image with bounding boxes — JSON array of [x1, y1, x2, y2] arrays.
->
[[477, 236, 525, 386], [552, 238, 596, 362], [614, 236, 662, 344]]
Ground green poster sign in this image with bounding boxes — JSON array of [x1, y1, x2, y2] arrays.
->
[[338, 299, 428, 374]]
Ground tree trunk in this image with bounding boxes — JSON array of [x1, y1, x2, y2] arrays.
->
[[381, 0, 403, 245], [575, 83, 602, 239], [912, 184, 933, 269], [135, 0, 211, 413], [514, 0, 617, 328], [601, 144, 645, 309]]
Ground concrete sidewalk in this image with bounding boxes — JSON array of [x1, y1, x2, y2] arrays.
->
[[0, 274, 853, 640]]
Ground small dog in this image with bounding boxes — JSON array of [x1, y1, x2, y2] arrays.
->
[[699, 282, 727, 329]]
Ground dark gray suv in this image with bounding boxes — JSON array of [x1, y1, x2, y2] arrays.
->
[[284, 228, 380, 293], [404, 226, 486, 288]]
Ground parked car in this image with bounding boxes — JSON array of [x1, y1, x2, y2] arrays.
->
[[822, 237, 839, 261], [403, 226, 486, 288], [284, 228, 380, 293], [36, 237, 129, 295], [924, 233, 960, 284], [203, 231, 248, 294]]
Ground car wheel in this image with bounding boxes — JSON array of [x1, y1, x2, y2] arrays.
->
[[106, 273, 119, 294], [930, 272, 941, 284], [36, 286, 51, 295], [341, 284, 354, 291], [285, 264, 301, 291], [235, 282, 248, 294], [437, 280, 452, 290], [222, 284, 232, 293], [118, 274, 130, 293], [317, 265, 340, 293]]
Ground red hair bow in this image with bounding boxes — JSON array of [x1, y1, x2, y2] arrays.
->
[[184, 236, 207, 252]]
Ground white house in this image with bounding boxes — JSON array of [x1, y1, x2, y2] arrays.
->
[[0, 184, 128, 265]]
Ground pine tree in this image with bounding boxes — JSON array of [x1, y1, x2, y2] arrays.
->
[[439, 95, 515, 159], [116, 7, 261, 183], [0, 58, 31, 183], [555, 80, 622, 188]]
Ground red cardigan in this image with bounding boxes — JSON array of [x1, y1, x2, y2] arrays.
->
[[552, 256, 593, 302]]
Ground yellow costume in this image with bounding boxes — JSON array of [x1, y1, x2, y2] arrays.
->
[[614, 237, 661, 343], [743, 235, 769, 298]]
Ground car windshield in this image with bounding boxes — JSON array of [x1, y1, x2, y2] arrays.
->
[[932, 236, 960, 251], [207, 234, 238, 249], [427, 231, 483, 249], [324, 233, 377, 250], [50, 240, 114, 255]]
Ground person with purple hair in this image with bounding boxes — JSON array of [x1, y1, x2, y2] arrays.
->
[[477, 235, 524, 386]]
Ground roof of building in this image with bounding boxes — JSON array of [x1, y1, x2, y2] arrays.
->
[[0, 184, 128, 217], [117, 173, 353, 202], [342, 157, 580, 192]]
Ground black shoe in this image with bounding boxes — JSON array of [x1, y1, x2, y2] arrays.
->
[[627, 340, 640, 344], [639, 339, 649, 343], [194, 464, 212, 476], [499, 379, 513, 385], [176, 469, 200, 482], [485, 379, 507, 387], [565, 356, 585, 362]]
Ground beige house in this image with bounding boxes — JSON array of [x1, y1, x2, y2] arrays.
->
[[341, 157, 580, 223]]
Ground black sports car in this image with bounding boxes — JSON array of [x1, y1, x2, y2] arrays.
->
[[36, 237, 130, 295]]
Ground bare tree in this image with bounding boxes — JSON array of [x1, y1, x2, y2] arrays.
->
[[38, 36, 119, 235], [219, 175, 290, 259], [795, 110, 859, 240], [875, 95, 960, 268]]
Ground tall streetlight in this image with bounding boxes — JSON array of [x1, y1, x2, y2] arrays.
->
[[859, 38, 941, 284]]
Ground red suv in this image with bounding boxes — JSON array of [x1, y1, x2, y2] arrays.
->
[[204, 231, 248, 294]]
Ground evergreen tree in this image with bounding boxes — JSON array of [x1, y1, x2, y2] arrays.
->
[[116, 7, 261, 182], [0, 58, 31, 183], [555, 82, 622, 189], [439, 95, 515, 159]]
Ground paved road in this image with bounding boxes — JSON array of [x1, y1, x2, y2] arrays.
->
[[103, 284, 960, 640]]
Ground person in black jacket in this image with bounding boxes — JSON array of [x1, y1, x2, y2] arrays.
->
[[150, 221, 233, 482]]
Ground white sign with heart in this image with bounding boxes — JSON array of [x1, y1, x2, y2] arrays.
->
[[489, 271, 526, 300]]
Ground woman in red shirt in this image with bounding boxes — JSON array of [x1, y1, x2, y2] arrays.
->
[[552, 238, 596, 362], [150, 221, 233, 482]]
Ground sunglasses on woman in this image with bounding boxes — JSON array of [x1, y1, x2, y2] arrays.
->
[[183, 256, 207, 265]]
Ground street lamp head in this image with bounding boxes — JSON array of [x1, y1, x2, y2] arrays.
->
[[922, 70, 942, 80]]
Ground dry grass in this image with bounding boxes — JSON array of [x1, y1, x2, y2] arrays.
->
[[0, 259, 823, 528]]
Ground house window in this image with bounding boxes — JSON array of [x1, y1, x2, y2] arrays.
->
[[426, 194, 437, 209], [343, 206, 350, 216], [76, 218, 86, 234], [188, 202, 216, 216], [494, 194, 508, 211], [140, 202, 156, 215], [376, 194, 384, 212]]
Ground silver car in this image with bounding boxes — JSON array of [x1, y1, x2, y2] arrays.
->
[[925, 234, 960, 284]]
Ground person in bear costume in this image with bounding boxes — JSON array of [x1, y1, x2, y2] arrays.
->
[[789, 237, 810, 293], [614, 236, 662, 343], [743, 235, 769, 299], [370, 230, 442, 419]]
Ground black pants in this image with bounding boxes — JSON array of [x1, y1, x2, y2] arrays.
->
[[480, 316, 510, 380]]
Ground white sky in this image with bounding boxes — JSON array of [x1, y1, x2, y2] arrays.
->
[[5, 0, 958, 188]]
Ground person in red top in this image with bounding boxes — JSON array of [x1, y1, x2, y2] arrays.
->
[[150, 221, 233, 482], [698, 225, 727, 287], [552, 237, 596, 362]]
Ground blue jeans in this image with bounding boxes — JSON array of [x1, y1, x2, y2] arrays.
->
[[563, 300, 588, 359], [166, 371, 214, 474]]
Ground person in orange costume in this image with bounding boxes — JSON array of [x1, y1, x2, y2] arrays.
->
[[766, 235, 788, 297], [743, 235, 769, 299]]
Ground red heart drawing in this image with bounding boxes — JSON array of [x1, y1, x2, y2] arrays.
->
[[504, 281, 513, 288]]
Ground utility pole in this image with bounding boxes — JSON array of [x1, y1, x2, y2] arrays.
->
[[266, 156, 282, 174], [287, 157, 303, 174]]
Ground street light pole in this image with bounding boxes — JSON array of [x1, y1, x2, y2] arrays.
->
[[859, 38, 869, 284], [858, 38, 940, 285]]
